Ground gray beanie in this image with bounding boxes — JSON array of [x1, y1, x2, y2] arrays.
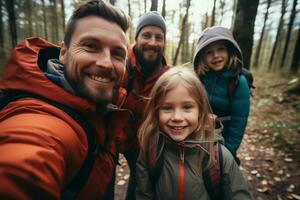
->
[[135, 11, 166, 39]]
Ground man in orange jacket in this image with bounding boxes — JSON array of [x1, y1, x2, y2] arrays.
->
[[116, 11, 170, 200], [0, 0, 129, 199]]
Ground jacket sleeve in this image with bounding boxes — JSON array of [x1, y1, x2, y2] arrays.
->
[[225, 75, 250, 155], [0, 111, 85, 200], [221, 145, 253, 200], [135, 151, 154, 200]]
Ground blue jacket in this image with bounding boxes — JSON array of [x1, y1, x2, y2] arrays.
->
[[201, 68, 250, 155]]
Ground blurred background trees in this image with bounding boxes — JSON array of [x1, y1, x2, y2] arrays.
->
[[0, 0, 299, 74]]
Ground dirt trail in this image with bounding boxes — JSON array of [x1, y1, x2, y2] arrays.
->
[[115, 71, 300, 200]]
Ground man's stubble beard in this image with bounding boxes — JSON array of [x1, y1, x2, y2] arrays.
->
[[63, 60, 119, 108]]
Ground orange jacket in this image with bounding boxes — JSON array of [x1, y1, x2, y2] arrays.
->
[[116, 44, 170, 152], [0, 37, 126, 199]]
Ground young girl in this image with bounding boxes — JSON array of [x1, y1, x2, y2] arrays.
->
[[135, 66, 252, 200], [193, 26, 250, 161]]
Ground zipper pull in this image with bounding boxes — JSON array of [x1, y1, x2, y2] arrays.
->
[[179, 145, 185, 162]]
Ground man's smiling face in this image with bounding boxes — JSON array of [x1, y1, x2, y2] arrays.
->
[[60, 16, 127, 105]]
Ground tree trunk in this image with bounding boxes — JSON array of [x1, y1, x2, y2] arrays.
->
[[150, 0, 158, 11], [60, 0, 65, 32], [144, 0, 146, 13], [0, 0, 4, 50], [49, 0, 59, 43], [232, 0, 259, 69], [280, 0, 297, 68], [109, 0, 116, 5], [290, 27, 300, 73], [219, 0, 226, 24], [127, 0, 134, 43], [4, 0, 17, 47], [41, 0, 48, 40], [231, 0, 237, 28], [162, 0, 166, 18], [252, 0, 271, 69], [173, 0, 191, 65], [25, 0, 32, 36], [269, 0, 287, 70], [211, 0, 217, 26]]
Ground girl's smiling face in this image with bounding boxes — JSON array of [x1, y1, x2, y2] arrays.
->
[[202, 40, 229, 72], [159, 84, 199, 142]]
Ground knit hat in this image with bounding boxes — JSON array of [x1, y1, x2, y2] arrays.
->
[[135, 11, 166, 39]]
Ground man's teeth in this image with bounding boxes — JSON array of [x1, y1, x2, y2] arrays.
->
[[90, 75, 110, 82]]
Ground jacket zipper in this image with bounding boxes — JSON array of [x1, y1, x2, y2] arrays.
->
[[178, 145, 185, 200]]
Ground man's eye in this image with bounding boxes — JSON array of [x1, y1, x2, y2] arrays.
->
[[84, 43, 98, 51], [156, 35, 163, 41], [112, 50, 126, 61], [142, 34, 151, 39]]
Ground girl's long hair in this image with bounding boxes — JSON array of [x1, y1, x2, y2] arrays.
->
[[138, 66, 215, 168]]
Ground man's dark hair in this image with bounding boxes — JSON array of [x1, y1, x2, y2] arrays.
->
[[64, 0, 130, 48]]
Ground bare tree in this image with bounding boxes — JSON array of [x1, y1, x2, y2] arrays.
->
[[269, 0, 287, 70], [0, 0, 4, 51], [60, 0, 66, 32], [218, 0, 226, 24], [150, 0, 158, 11], [127, 0, 134, 43], [25, 0, 32, 36], [162, 0, 166, 18], [211, 0, 217, 26], [232, 0, 259, 69], [252, 0, 271, 69], [4, 0, 17, 47], [290, 26, 300, 73], [41, 0, 48, 40], [109, 0, 116, 5], [280, 0, 298, 68], [173, 0, 191, 65], [49, 0, 59, 43], [231, 0, 237, 28]]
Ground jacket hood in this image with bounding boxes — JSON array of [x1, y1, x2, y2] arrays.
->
[[0, 37, 126, 113], [193, 26, 243, 69]]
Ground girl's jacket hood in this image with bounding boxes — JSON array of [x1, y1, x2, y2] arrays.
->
[[193, 26, 243, 68]]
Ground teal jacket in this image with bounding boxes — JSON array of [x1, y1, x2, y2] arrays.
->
[[201, 68, 250, 155]]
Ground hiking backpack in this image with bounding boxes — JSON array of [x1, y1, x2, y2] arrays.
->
[[0, 91, 111, 200], [150, 139, 224, 200], [228, 67, 255, 100]]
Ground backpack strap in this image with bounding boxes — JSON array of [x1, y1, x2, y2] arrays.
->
[[227, 74, 240, 101], [202, 143, 224, 200], [0, 91, 97, 200], [149, 135, 165, 190], [124, 60, 135, 93]]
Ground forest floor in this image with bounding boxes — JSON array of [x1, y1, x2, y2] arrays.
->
[[114, 70, 300, 200]]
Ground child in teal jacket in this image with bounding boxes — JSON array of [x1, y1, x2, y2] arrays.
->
[[193, 26, 250, 161]]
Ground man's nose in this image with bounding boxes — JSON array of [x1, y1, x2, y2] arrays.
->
[[148, 36, 157, 45], [96, 48, 113, 68]]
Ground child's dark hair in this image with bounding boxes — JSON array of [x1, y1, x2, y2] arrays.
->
[[64, 0, 130, 48]]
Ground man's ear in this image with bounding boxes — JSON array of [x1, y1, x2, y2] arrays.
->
[[59, 42, 67, 64]]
